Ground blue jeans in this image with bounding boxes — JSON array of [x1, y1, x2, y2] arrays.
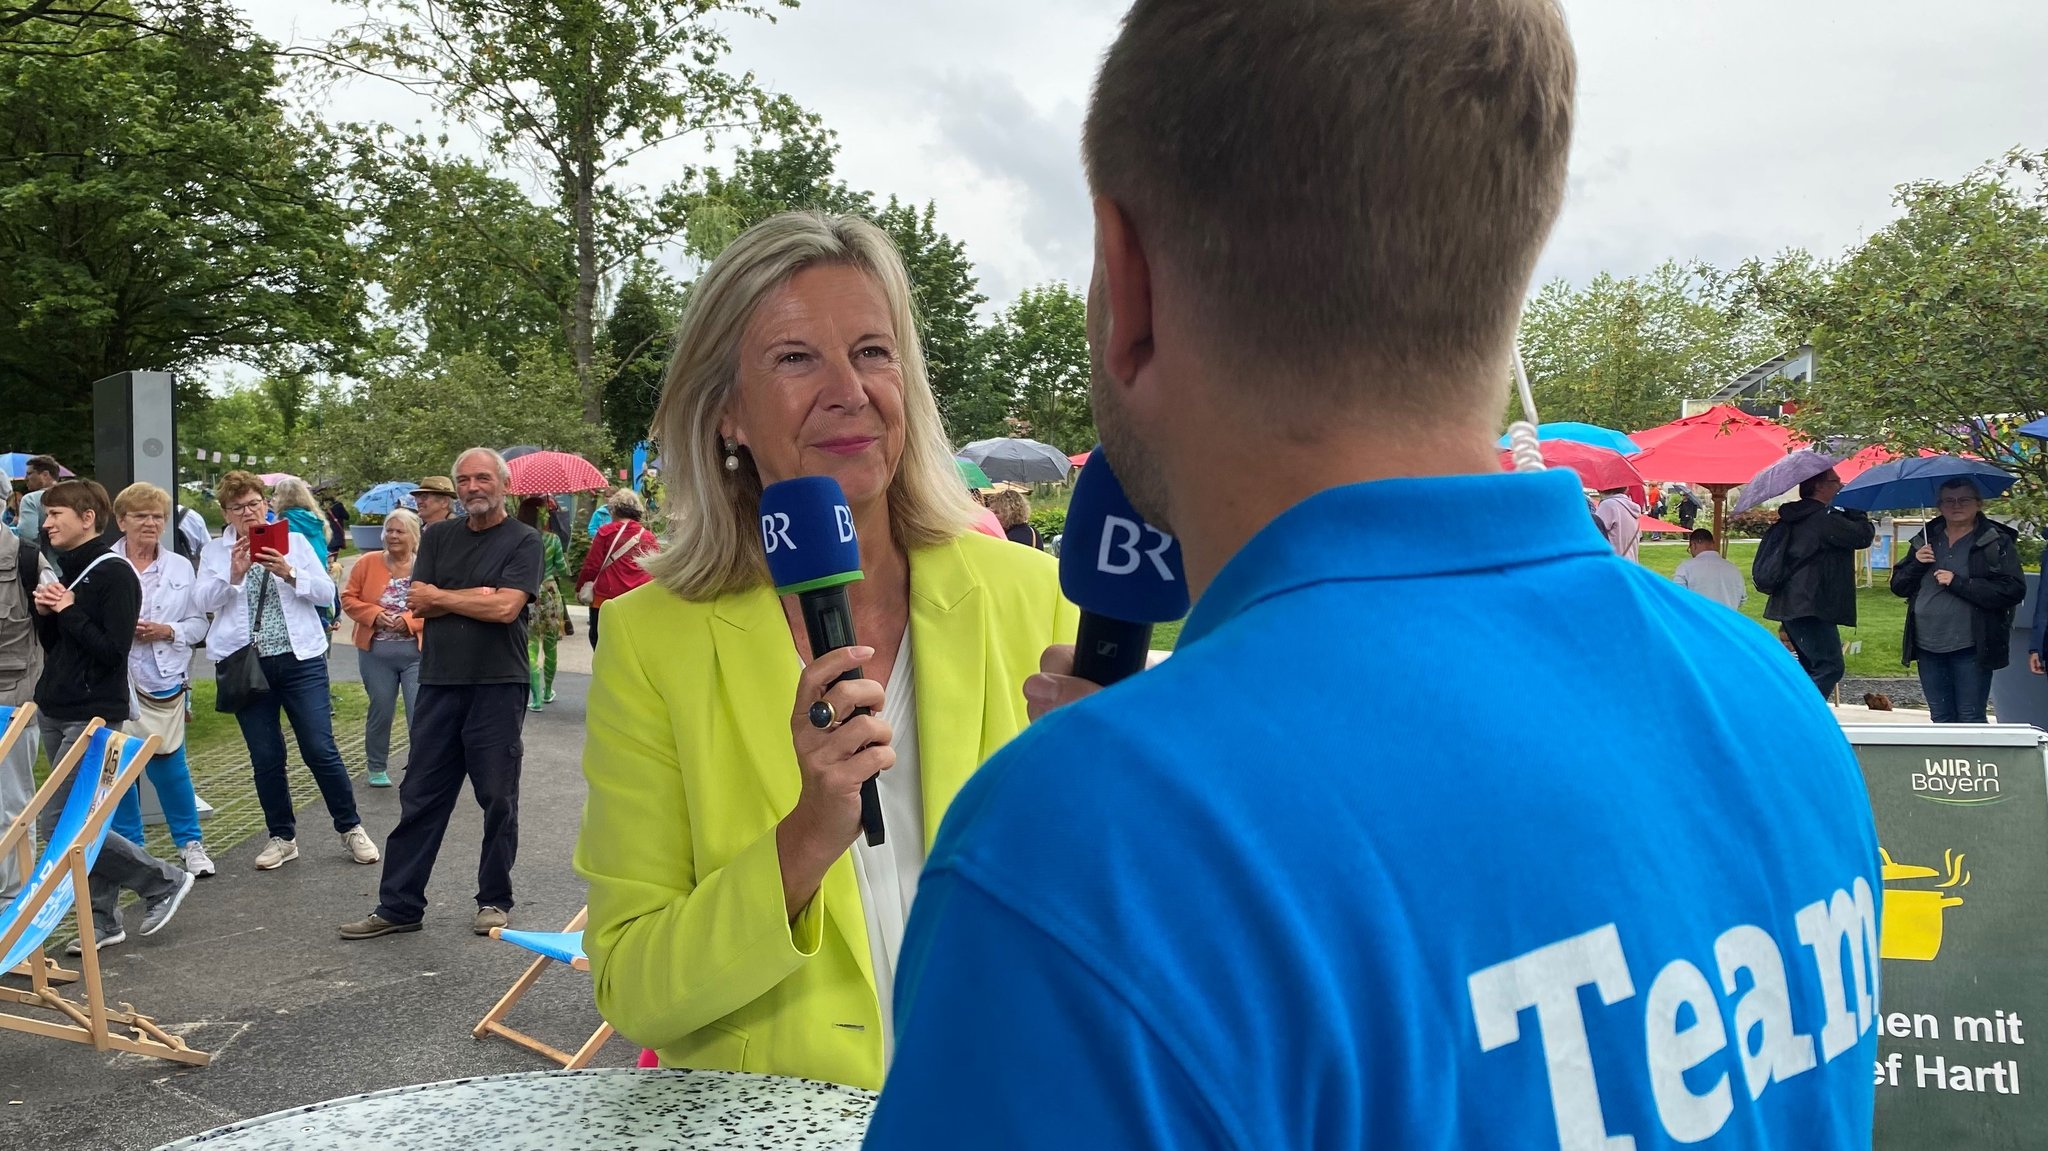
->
[[1781, 617, 1846, 700], [112, 743, 204, 847], [1917, 648, 1992, 723], [234, 651, 361, 840]]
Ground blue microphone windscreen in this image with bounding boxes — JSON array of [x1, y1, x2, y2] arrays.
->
[[1059, 449, 1189, 624], [760, 477, 865, 595]]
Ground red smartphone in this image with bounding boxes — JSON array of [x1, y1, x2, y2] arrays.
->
[[248, 520, 289, 559]]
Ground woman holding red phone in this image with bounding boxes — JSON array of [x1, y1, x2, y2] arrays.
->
[[195, 471, 380, 872]]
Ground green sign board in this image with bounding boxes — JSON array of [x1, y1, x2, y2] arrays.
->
[[1850, 724, 2048, 1148]]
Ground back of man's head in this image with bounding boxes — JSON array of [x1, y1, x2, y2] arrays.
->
[[1083, 0, 1575, 426], [1688, 528, 1716, 555]]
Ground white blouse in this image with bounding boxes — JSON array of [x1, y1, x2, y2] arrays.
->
[[847, 629, 925, 1065]]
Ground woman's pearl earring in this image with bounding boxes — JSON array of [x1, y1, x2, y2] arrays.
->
[[724, 441, 740, 472]]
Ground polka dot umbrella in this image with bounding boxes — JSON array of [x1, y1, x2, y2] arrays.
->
[[506, 450, 606, 496]]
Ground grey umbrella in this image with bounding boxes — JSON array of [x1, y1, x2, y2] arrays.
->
[[957, 437, 1073, 484]]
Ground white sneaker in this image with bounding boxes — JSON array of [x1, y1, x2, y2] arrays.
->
[[180, 841, 216, 877], [254, 836, 299, 870], [65, 929, 126, 955], [341, 825, 380, 865]]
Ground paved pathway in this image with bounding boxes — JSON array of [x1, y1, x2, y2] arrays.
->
[[0, 666, 628, 1150]]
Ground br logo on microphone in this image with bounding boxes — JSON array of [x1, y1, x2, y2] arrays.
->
[[1097, 515, 1177, 581], [759, 476, 865, 596], [1060, 449, 1189, 627], [762, 511, 797, 554]]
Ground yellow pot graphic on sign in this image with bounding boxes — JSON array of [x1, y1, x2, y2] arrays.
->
[[1879, 848, 1970, 962]]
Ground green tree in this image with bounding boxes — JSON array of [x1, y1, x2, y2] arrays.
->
[[304, 342, 611, 491], [986, 282, 1093, 453], [316, 0, 811, 431], [1516, 260, 1773, 434], [601, 261, 686, 455], [0, 5, 361, 466], [343, 132, 574, 368], [1729, 150, 2048, 524], [182, 379, 294, 465], [679, 135, 991, 441]]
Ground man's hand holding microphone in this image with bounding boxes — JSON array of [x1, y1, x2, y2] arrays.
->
[[1029, 450, 1188, 719]]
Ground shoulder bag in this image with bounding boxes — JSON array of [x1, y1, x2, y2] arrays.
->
[[214, 574, 272, 713], [578, 523, 642, 605]]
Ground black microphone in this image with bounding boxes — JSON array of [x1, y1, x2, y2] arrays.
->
[[1059, 450, 1190, 686], [760, 476, 884, 846]]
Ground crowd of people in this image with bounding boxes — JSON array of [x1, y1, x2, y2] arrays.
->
[[0, 457, 676, 956], [1583, 462, 2048, 721]]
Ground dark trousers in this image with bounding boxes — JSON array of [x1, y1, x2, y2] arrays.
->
[[1917, 648, 1992, 723], [1781, 617, 1846, 699], [235, 652, 359, 840], [587, 604, 601, 649], [374, 683, 525, 924], [35, 716, 181, 937]]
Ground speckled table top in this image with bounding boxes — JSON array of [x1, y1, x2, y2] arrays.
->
[[151, 1068, 876, 1151]]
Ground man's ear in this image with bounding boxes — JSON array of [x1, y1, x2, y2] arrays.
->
[[1092, 196, 1154, 389]]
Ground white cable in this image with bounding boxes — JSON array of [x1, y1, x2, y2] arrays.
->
[[1506, 344, 1545, 473]]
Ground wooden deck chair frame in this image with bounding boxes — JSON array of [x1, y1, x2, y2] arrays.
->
[[0, 703, 64, 984], [0, 721, 209, 1067], [472, 906, 615, 1068]]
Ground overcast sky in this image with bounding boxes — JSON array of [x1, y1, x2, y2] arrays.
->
[[250, 0, 2048, 312]]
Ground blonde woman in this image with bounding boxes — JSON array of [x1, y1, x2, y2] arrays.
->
[[110, 482, 212, 876], [575, 212, 1078, 1088], [271, 476, 338, 627], [342, 508, 423, 787], [987, 488, 1042, 550]]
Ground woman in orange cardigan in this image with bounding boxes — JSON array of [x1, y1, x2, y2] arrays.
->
[[341, 508, 423, 788]]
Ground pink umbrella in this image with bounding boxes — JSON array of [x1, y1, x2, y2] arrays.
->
[[257, 472, 301, 487], [506, 450, 606, 496]]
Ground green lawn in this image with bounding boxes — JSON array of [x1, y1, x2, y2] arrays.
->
[[1638, 540, 1907, 678], [1145, 539, 1910, 677]]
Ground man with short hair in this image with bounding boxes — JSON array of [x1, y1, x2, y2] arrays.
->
[[13, 455, 60, 555], [342, 448, 542, 940], [868, 3, 1880, 1147], [1760, 467, 1875, 699], [1673, 527, 1747, 611], [411, 475, 458, 527]]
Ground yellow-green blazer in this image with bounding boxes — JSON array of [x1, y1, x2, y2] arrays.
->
[[575, 530, 1078, 1090]]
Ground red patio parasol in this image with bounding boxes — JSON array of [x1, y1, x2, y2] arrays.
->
[[506, 450, 606, 496], [1629, 407, 1803, 551], [1639, 515, 1692, 535]]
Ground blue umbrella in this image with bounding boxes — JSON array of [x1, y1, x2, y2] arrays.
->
[[2017, 416, 2048, 441], [354, 481, 418, 516], [1494, 422, 1641, 455], [1834, 455, 2017, 512], [0, 452, 73, 481]]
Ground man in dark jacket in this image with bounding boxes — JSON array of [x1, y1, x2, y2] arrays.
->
[[32, 480, 193, 949], [1760, 468, 1875, 699]]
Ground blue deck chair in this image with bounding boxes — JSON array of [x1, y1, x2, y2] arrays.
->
[[0, 721, 207, 1066], [472, 906, 615, 1068]]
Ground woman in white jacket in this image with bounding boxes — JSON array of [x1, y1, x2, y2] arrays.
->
[[194, 471, 379, 872], [111, 484, 213, 875]]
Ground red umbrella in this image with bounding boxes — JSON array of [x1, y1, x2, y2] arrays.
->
[[506, 450, 606, 496], [1067, 451, 1091, 469], [1497, 440, 1643, 495], [1639, 515, 1692, 535], [1628, 407, 1802, 552]]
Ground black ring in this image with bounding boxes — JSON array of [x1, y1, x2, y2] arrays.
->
[[807, 700, 837, 730]]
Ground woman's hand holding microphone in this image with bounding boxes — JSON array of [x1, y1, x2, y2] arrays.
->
[[775, 646, 894, 920]]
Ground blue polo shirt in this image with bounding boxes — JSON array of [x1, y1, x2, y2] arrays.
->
[[867, 469, 1880, 1150]]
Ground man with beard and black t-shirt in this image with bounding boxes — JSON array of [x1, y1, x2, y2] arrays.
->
[[340, 448, 542, 940]]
